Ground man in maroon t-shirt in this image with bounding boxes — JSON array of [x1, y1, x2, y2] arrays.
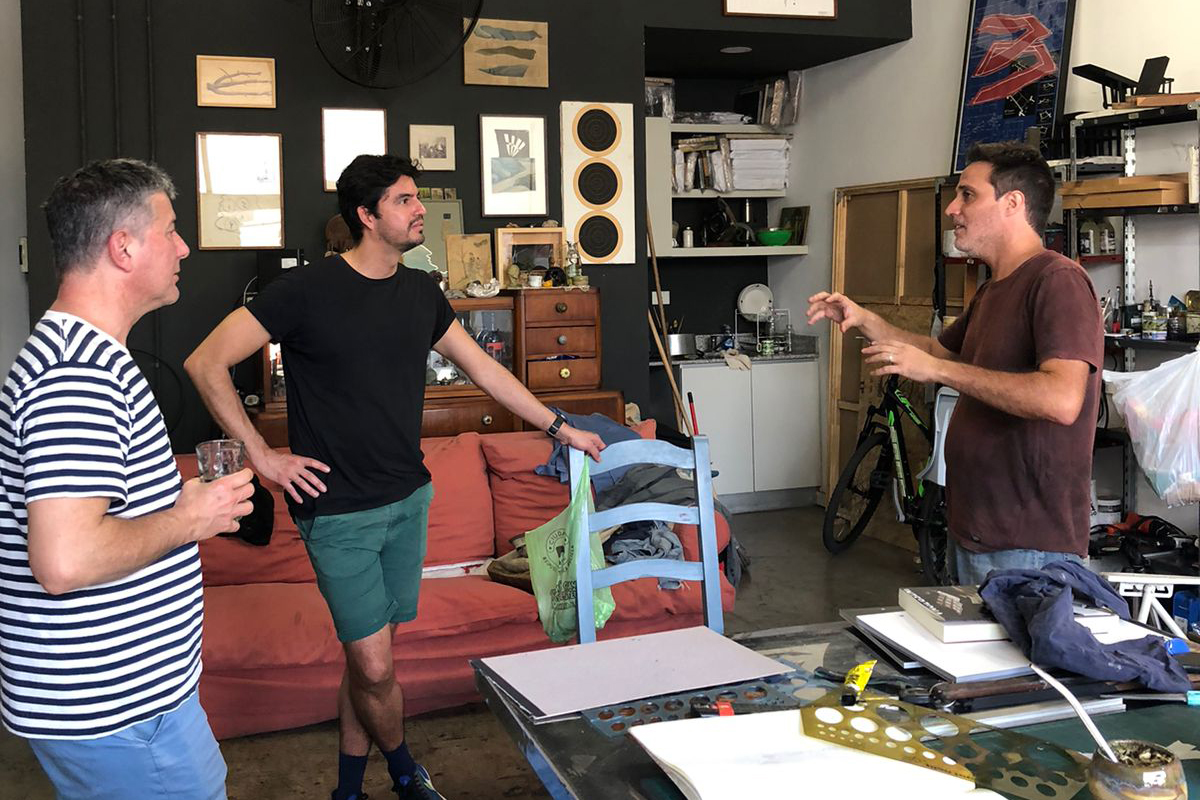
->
[[808, 142, 1102, 585]]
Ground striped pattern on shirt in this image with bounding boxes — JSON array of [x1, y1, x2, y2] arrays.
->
[[0, 312, 202, 739]]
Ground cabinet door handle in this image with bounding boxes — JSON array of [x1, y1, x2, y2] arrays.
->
[[559, 367, 572, 379], [557, 334, 568, 345], [555, 302, 568, 313], [481, 414, 494, 426]]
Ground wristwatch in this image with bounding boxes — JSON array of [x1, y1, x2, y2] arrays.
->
[[546, 412, 568, 437]]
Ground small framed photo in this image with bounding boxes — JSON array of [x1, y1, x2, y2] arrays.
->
[[409, 124, 456, 171], [431, 188, 445, 200], [445, 233, 494, 290], [779, 205, 810, 246], [417, 187, 432, 200], [444, 187, 458, 200], [322, 108, 387, 192], [480, 114, 547, 217], [196, 132, 283, 250], [196, 55, 276, 108]]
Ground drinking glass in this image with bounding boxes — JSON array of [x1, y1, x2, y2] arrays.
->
[[196, 439, 245, 482]]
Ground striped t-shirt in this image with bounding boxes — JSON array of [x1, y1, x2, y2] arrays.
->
[[0, 311, 203, 739]]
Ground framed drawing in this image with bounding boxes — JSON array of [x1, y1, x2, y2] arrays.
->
[[464, 18, 549, 88], [409, 124, 455, 171], [480, 115, 547, 217], [951, 0, 1076, 173], [779, 205, 810, 246], [196, 132, 283, 250], [494, 227, 565, 288], [196, 55, 276, 108], [322, 108, 387, 192], [723, 0, 836, 19], [445, 233, 494, 289]]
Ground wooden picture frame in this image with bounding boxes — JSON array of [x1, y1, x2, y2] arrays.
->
[[409, 124, 456, 171], [322, 108, 387, 192], [196, 55, 276, 108], [494, 227, 564, 288], [481, 114, 547, 217], [779, 205, 810, 246], [464, 18, 549, 88], [723, 0, 836, 19], [196, 132, 284, 250]]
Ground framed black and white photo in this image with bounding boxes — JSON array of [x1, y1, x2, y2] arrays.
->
[[409, 124, 456, 171], [480, 114, 546, 217]]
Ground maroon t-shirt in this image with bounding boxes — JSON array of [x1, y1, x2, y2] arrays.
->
[[937, 250, 1103, 556]]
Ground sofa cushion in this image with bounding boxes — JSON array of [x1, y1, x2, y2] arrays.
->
[[199, 530, 316, 586], [481, 432, 567, 555], [421, 433, 495, 566]]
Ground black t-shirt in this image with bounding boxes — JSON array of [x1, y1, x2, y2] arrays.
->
[[247, 255, 454, 519]]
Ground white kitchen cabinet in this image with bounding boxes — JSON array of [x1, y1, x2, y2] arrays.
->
[[751, 360, 821, 490], [679, 359, 820, 496], [680, 364, 754, 494]]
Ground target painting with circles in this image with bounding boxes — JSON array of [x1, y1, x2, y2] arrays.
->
[[560, 101, 634, 264]]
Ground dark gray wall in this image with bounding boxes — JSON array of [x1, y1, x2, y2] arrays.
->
[[20, 0, 910, 451]]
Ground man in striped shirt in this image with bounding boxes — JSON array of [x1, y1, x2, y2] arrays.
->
[[0, 159, 254, 799]]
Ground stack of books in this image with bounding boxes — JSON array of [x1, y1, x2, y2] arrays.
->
[[670, 133, 791, 194], [728, 137, 789, 191]]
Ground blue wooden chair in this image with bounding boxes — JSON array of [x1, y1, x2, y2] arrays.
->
[[568, 436, 724, 644]]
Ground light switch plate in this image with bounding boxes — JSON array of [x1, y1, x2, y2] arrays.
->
[[651, 290, 670, 305]]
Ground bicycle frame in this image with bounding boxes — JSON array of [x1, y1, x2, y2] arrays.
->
[[855, 377, 932, 523]]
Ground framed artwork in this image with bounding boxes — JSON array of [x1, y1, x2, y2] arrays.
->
[[493, 227, 565, 288], [779, 205, 810, 246], [951, 0, 1076, 173], [409, 124, 455, 171], [195, 55, 276, 108], [480, 115, 547, 217], [322, 108, 387, 192], [445, 233, 494, 289], [196, 132, 283, 250], [464, 18, 549, 88], [723, 0, 836, 19]]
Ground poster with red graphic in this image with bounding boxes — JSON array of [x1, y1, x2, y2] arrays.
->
[[951, 0, 1076, 173]]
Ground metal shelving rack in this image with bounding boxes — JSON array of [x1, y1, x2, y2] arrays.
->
[[1067, 102, 1200, 538]]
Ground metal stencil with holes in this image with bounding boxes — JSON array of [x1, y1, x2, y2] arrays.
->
[[800, 689, 1088, 800], [582, 664, 836, 738]]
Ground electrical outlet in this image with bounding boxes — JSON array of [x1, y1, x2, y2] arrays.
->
[[651, 290, 670, 305], [18, 236, 28, 274]]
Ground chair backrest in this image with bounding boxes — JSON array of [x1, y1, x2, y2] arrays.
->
[[568, 436, 724, 643]]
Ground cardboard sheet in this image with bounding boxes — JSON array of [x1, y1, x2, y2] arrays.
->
[[630, 709, 1004, 799], [477, 626, 789, 721]]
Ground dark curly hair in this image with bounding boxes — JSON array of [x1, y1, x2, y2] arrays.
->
[[336, 154, 422, 242]]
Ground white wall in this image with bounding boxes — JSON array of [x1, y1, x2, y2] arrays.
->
[[0, 0, 28, 372], [775, 0, 1199, 532]]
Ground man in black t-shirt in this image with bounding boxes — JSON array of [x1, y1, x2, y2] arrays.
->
[[186, 155, 604, 800]]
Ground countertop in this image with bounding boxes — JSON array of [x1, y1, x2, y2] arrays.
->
[[650, 333, 818, 367]]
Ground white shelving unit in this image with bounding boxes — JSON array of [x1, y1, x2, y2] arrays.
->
[[645, 117, 806, 258]]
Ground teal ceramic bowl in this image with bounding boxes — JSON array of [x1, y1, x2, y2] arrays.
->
[[756, 228, 792, 246]]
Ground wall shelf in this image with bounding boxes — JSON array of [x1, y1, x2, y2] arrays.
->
[[673, 189, 786, 199], [664, 245, 808, 258], [668, 123, 788, 135]]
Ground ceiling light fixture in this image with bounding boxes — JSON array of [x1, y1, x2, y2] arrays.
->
[[720, 46, 752, 54]]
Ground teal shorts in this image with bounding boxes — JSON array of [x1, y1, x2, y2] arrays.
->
[[295, 482, 434, 643]]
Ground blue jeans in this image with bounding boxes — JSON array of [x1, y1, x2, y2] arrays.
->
[[948, 536, 1083, 586], [28, 691, 226, 800]]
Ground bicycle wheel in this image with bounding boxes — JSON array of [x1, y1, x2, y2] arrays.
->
[[915, 484, 951, 585], [822, 431, 890, 554]]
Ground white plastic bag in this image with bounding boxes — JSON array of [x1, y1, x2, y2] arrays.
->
[[1104, 344, 1200, 506]]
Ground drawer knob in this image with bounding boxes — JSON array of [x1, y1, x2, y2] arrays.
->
[[481, 414, 494, 426], [555, 302, 568, 313], [559, 367, 571, 379], [557, 334, 568, 345]]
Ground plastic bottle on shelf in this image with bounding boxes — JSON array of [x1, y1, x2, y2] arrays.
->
[[1097, 219, 1117, 255], [1078, 220, 1098, 256], [681, 226, 694, 248]]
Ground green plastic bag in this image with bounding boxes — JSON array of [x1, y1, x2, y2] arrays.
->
[[525, 459, 615, 642]]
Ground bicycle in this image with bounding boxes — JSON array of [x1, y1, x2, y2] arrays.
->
[[821, 375, 956, 585]]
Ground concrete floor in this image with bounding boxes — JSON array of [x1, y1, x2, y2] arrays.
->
[[0, 506, 920, 799]]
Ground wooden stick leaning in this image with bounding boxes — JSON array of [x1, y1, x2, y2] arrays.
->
[[645, 210, 670, 338], [647, 308, 694, 438]]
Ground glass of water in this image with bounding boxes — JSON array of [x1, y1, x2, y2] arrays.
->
[[195, 439, 245, 482]]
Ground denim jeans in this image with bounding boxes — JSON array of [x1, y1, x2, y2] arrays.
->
[[948, 536, 1083, 586]]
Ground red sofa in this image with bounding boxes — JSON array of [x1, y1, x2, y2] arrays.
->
[[181, 426, 736, 740]]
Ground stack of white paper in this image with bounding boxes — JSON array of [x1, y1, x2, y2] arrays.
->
[[729, 138, 790, 190]]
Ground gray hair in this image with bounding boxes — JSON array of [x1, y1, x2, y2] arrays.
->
[[42, 158, 177, 278]]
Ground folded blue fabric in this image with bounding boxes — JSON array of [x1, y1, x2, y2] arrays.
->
[[534, 408, 640, 491], [980, 560, 1190, 693]]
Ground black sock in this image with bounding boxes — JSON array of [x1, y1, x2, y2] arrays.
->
[[382, 742, 418, 787], [334, 752, 369, 799]]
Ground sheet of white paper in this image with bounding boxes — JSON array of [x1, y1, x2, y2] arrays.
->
[[478, 626, 789, 720], [630, 709, 1004, 800]]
